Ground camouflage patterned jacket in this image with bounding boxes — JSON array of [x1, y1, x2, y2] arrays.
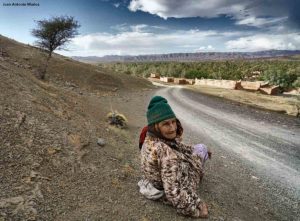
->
[[141, 133, 204, 217]]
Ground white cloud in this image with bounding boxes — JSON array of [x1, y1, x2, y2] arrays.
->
[[128, 0, 246, 19], [129, 0, 170, 19], [236, 16, 288, 27], [111, 24, 168, 33], [58, 25, 300, 57], [113, 3, 120, 8], [111, 23, 130, 32], [196, 45, 215, 52], [61, 28, 228, 56], [225, 33, 300, 51], [127, 0, 296, 30], [129, 24, 148, 32]]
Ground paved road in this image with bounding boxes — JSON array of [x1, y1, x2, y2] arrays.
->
[[154, 85, 300, 220]]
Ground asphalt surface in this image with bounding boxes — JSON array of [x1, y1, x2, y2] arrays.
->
[[154, 85, 300, 221]]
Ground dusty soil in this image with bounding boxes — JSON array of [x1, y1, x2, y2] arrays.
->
[[187, 85, 300, 117], [1, 35, 299, 221]]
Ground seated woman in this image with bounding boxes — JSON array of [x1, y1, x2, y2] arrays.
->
[[138, 96, 210, 218]]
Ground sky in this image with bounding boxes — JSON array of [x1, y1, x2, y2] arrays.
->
[[0, 0, 300, 57]]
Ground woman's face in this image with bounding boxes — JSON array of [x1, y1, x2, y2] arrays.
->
[[156, 118, 177, 140]]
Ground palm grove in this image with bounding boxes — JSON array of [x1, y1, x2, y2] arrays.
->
[[101, 60, 300, 91]]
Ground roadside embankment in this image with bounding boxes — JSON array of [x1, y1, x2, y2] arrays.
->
[[187, 85, 300, 117], [147, 78, 300, 117]]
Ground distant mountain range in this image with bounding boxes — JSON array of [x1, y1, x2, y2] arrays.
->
[[72, 50, 300, 63]]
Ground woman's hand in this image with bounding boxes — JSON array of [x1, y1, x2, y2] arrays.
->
[[198, 202, 208, 218], [208, 150, 212, 159]]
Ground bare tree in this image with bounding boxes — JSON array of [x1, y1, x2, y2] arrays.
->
[[32, 16, 80, 79]]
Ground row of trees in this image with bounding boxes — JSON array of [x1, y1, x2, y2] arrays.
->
[[100, 60, 300, 90]]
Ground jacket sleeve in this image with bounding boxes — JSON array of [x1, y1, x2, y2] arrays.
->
[[158, 145, 203, 217]]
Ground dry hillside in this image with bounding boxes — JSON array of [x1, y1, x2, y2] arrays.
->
[[0, 35, 159, 221]]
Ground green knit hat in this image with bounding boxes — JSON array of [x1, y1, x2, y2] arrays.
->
[[147, 96, 176, 125]]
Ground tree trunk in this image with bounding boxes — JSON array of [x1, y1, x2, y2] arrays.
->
[[40, 52, 52, 80]]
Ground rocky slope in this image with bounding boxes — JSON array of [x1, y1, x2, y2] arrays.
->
[[0, 35, 155, 220]]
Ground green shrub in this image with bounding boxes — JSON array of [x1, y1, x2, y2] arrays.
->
[[262, 69, 297, 91], [292, 77, 300, 88], [103, 60, 300, 87], [185, 70, 208, 79]]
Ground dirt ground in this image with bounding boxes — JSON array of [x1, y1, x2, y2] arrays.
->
[[187, 85, 300, 117], [1, 35, 299, 220]]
